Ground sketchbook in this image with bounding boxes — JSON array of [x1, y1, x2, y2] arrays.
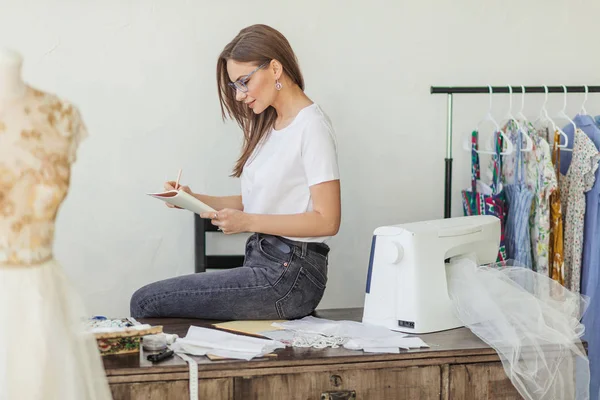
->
[[147, 189, 216, 215], [212, 320, 286, 336]]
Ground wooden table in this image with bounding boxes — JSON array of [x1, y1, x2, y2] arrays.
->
[[104, 307, 523, 399]]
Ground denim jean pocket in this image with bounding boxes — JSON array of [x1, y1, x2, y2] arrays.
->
[[275, 267, 326, 320], [302, 253, 328, 287], [258, 236, 294, 265]]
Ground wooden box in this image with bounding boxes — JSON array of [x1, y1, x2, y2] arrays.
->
[[94, 325, 163, 356]]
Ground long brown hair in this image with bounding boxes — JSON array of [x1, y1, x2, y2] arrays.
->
[[217, 24, 304, 177]]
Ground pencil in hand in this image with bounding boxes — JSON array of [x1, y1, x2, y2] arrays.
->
[[175, 169, 182, 190]]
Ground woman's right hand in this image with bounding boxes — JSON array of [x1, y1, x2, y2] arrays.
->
[[164, 181, 194, 208]]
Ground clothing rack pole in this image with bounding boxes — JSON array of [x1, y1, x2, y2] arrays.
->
[[430, 85, 600, 218], [444, 93, 453, 219]]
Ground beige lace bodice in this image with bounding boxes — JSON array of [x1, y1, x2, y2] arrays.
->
[[0, 85, 87, 266]]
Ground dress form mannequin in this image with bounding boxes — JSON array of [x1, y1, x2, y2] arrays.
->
[[0, 48, 26, 101], [0, 51, 112, 399]]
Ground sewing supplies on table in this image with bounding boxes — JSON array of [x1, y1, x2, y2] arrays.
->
[[142, 332, 179, 351], [147, 349, 175, 363], [261, 316, 428, 353], [85, 317, 163, 355], [170, 325, 285, 361]]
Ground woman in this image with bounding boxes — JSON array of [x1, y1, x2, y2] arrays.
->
[[130, 24, 341, 320]]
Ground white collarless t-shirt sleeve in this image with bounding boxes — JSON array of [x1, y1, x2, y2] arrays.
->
[[301, 118, 340, 187]]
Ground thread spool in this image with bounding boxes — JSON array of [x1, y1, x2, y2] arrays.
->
[[142, 333, 178, 351]]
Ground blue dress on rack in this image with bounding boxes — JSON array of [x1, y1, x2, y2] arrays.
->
[[563, 115, 600, 399], [504, 123, 534, 268]]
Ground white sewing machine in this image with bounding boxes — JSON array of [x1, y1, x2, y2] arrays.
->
[[362, 215, 500, 334]]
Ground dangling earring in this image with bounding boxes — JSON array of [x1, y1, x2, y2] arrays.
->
[[275, 79, 283, 91]]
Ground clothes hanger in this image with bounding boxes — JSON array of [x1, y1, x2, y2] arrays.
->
[[517, 85, 538, 135], [533, 85, 557, 132], [577, 85, 599, 126], [532, 84, 571, 151], [552, 85, 573, 151], [466, 86, 513, 155], [504, 85, 533, 152], [576, 85, 592, 118], [517, 85, 532, 126]]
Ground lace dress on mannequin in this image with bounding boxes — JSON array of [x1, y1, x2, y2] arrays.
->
[[0, 76, 112, 398]]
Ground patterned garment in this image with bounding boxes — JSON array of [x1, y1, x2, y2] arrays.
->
[[549, 131, 565, 285], [527, 129, 557, 276], [559, 128, 600, 293], [462, 130, 507, 262], [0, 86, 87, 264], [502, 122, 534, 268], [494, 122, 557, 274]]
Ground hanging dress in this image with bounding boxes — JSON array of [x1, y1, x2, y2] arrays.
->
[[549, 131, 565, 285], [462, 130, 507, 262], [524, 125, 557, 276], [568, 114, 600, 400], [495, 121, 556, 273], [559, 128, 600, 293], [504, 125, 534, 268]]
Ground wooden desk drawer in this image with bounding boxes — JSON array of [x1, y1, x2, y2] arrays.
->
[[234, 365, 441, 400], [110, 377, 233, 400], [449, 362, 521, 399]]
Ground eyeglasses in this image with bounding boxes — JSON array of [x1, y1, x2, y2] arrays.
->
[[228, 61, 269, 93]]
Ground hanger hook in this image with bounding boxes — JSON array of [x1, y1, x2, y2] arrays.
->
[[543, 85, 549, 108], [562, 85, 568, 112], [581, 85, 589, 115], [488, 85, 493, 114]]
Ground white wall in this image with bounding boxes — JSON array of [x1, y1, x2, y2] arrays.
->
[[2, 0, 600, 317]]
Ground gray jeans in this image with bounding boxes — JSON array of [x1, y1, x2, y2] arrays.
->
[[130, 233, 329, 320]]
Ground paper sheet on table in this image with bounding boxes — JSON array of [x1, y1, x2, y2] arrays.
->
[[344, 336, 429, 351], [270, 316, 428, 353], [213, 320, 286, 336], [171, 342, 262, 361], [258, 330, 297, 343], [206, 352, 277, 361], [171, 325, 285, 361], [258, 329, 428, 353], [272, 316, 408, 339]]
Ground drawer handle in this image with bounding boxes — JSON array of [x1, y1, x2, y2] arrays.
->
[[330, 374, 342, 387], [321, 390, 356, 400]]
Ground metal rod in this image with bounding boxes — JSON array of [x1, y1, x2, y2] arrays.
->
[[444, 94, 453, 218], [445, 93, 453, 159], [431, 85, 600, 94]]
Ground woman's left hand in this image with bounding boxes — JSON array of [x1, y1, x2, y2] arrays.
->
[[200, 208, 250, 234]]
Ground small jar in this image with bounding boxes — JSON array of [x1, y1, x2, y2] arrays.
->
[[142, 334, 167, 351]]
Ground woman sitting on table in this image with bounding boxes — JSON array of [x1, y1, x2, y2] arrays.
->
[[130, 24, 341, 320]]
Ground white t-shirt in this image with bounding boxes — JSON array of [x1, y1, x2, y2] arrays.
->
[[241, 103, 340, 243]]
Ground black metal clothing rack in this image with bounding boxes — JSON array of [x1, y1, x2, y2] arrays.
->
[[430, 85, 600, 218]]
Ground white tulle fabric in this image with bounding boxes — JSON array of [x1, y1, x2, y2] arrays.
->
[[447, 254, 590, 400], [0, 260, 113, 400]]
